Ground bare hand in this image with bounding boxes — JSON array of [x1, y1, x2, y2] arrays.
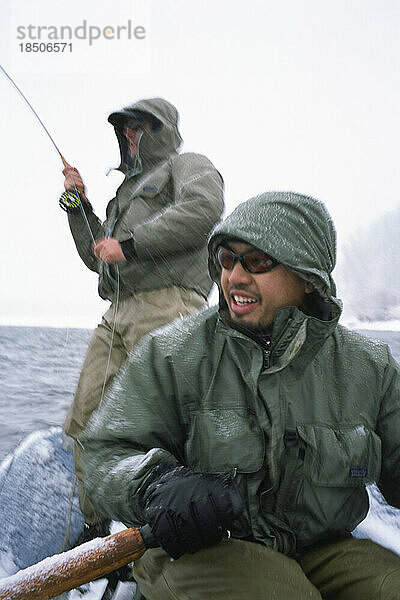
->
[[62, 162, 85, 192], [93, 238, 126, 264]]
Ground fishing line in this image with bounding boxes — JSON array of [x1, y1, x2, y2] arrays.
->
[[99, 264, 120, 407], [0, 63, 96, 242], [76, 190, 96, 244], [58, 474, 78, 553], [1, 64, 122, 542], [0, 66, 122, 399], [0, 63, 65, 160]]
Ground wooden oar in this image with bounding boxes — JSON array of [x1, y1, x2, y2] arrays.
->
[[0, 525, 153, 600]]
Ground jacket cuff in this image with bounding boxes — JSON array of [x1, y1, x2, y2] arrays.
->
[[120, 237, 137, 261]]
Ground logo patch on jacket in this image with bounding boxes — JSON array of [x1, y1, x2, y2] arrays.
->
[[143, 185, 158, 192], [349, 466, 367, 477]]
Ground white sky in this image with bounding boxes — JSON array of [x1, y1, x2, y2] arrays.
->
[[0, 0, 399, 327]]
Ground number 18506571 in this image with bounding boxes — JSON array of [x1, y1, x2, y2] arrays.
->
[[19, 43, 73, 52]]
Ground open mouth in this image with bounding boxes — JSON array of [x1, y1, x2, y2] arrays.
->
[[230, 292, 259, 314]]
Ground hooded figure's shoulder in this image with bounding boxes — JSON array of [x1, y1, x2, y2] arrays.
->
[[171, 152, 222, 178], [333, 324, 395, 369]]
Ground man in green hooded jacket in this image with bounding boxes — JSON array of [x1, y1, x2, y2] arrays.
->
[[61, 97, 224, 524], [81, 191, 400, 599]]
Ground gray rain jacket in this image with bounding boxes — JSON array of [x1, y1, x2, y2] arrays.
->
[[67, 98, 224, 301], [81, 192, 400, 557]]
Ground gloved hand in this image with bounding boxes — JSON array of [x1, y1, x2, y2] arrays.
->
[[138, 465, 245, 559]]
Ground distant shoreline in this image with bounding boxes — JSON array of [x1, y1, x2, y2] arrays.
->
[[0, 319, 400, 332]]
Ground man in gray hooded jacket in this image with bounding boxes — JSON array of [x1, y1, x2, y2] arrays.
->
[[81, 191, 400, 599], [61, 97, 224, 524]]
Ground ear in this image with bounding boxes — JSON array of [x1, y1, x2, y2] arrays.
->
[[304, 282, 314, 294]]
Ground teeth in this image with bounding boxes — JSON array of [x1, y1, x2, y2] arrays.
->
[[233, 295, 257, 305]]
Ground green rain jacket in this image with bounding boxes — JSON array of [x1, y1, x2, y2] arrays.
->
[[81, 192, 400, 557], [68, 97, 224, 301]]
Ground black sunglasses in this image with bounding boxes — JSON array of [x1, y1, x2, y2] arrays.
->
[[124, 119, 145, 132], [124, 113, 161, 133], [216, 246, 279, 274]]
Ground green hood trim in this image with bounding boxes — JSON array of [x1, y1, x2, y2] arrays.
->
[[208, 192, 340, 315], [108, 97, 183, 175]]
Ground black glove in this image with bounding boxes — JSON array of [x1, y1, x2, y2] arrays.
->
[[138, 465, 245, 559]]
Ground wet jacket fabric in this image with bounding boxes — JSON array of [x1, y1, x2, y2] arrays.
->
[[81, 192, 400, 557], [68, 97, 224, 301]]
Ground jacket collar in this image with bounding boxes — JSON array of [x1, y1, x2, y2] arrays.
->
[[217, 297, 340, 373]]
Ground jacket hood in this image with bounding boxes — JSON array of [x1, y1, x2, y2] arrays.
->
[[108, 97, 183, 175], [208, 191, 341, 319]]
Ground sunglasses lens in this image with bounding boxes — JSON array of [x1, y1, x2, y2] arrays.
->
[[217, 247, 277, 273], [217, 247, 234, 269], [124, 119, 143, 132], [244, 252, 276, 273]]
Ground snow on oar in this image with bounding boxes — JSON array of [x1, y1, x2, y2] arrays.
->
[[0, 527, 146, 600]]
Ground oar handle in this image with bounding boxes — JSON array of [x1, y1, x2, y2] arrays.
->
[[0, 525, 155, 600]]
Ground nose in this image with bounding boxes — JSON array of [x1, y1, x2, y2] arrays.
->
[[126, 129, 137, 141], [228, 259, 252, 285]]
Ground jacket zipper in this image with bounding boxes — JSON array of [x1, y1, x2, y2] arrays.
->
[[263, 317, 295, 371], [262, 339, 272, 370]]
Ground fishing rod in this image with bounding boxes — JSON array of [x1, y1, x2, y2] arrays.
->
[[1, 67, 123, 600], [0, 63, 68, 165], [1, 61, 120, 400], [0, 63, 95, 241]]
